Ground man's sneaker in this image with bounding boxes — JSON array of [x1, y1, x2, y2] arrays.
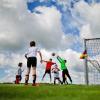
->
[[32, 83, 39, 86], [25, 83, 28, 85]]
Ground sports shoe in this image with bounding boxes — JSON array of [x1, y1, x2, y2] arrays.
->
[[32, 83, 39, 86], [25, 83, 28, 85]]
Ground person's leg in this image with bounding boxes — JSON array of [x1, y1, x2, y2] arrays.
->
[[49, 71, 52, 82], [19, 75, 22, 82], [25, 67, 30, 85], [58, 78, 62, 84], [15, 75, 20, 84], [65, 75, 68, 84], [31, 57, 37, 85], [25, 57, 31, 85], [32, 67, 36, 84], [66, 69, 72, 83], [62, 70, 66, 84], [42, 71, 47, 80], [54, 77, 56, 84], [20, 75, 22, 81]]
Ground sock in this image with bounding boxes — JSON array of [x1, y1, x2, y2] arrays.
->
[[25, 75, 29, 84], [33, 75, 36, 84], [25, 80, 28, 84]]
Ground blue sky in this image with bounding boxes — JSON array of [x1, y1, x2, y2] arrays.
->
[[27, 0, 100, 37], [27, 0, 82, 51], [27, 0, 80, 35], [0, 0, 100, 84], [26, 0, 100, 52]]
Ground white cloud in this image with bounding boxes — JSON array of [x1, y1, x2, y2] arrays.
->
[[0, 0, 86, 84], [74, 1, 100, 38], [0, 49, 84, 71], [0, 0, 78, 51], [0, 0, 82, 60], [0, 48, 85, 84], [0, 53, 26, 68], [80, 24, 92, 39]]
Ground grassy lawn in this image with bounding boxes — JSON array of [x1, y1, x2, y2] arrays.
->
[[0, 84, 100, 100]]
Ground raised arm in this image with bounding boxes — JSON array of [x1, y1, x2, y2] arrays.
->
[[57, 56, 63, 63]]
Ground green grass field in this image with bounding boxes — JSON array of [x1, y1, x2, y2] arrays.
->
[[0, 84, 100, 100]]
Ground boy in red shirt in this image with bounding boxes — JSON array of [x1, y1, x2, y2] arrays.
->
[[42, 59, 56, 82]]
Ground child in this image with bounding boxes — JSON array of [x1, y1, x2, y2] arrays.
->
[[57, 56, 72, 84], [25, 41, 42, 86], [52, 64, 62, 84], [15, 62, 24, 84], [42, 59, 56, 82]]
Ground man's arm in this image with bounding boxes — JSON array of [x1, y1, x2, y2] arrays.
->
[[42, 60, 48, 63], [38, 51, 42, 63], [25, 54, 28, 59]]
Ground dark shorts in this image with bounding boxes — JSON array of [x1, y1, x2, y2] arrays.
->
[[45, 69, 51, 74], [62, 69, 69, 75], [27, 57, 37, 68]]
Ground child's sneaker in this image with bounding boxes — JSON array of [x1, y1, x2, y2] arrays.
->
[[25, 83, 28, 85], [71, 80, 72, 84]]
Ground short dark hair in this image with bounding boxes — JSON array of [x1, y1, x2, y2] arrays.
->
[[30, 41, 35, 47], [64, 60, 67, 63], [49, 58, 52, 61], [18, 62, 22, 67]]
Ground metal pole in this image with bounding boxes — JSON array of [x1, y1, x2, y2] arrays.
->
[[84, 39, 89, 85]]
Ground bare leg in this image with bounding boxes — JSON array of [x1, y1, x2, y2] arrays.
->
[[32, 67, 36, 84], [25, 67, 30, 84], [42, 72, 46, 80]]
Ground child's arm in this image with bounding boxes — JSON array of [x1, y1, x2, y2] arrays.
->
[[51, 68, 54, 73], [58, 68, 60, 71], [52, 62, 56, 65], [51, 68, 54, 70], [22, 69, 24, 72], [57, 56, 63, 63]]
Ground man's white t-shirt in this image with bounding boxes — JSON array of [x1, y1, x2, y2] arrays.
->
[[26, 47, 40, 58]]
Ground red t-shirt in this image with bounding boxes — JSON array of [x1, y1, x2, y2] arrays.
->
[[45, 61, 55, 70]]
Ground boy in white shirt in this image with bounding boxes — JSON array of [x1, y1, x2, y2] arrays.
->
[[25, 41, 42, 86]]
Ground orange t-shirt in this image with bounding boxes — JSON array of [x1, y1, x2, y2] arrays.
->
[[45, 61, 55, 70]]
